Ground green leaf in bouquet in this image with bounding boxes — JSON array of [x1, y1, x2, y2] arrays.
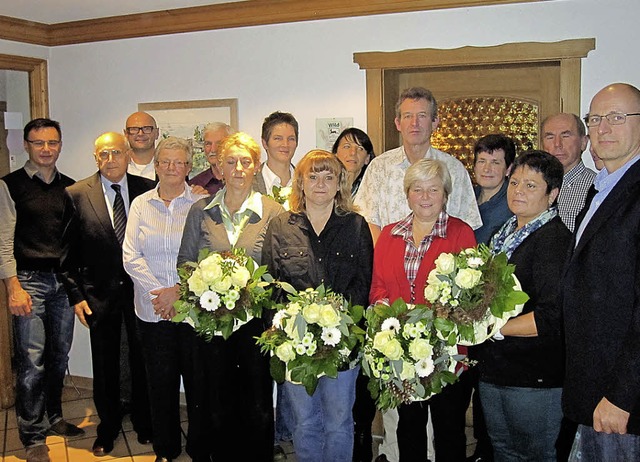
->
[[171, 312, 188, 322], [433, 316, 455, 335], [388, 298, 409, 317], [361, 356, 372, 377], [294, 313, 307, 340], [457, 323, 475, 343], [390, 359, 404, 376], [278, 281, 297, 295], [252, 264, 268, 280], [323, 361, 339, 379], [447, 331, 458, 346], [220, 322, 234, 340], [270, 356, 286, 384], [197, 247, 212, 262], [350, 304, 364, 324]]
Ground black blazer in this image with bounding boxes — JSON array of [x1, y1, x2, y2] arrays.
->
[[561, 158, 640, 435], [61, 172, 155, 326]]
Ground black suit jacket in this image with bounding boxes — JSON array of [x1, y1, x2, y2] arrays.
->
[[61, 172, 156, 326], [561, 158, 640, 434]]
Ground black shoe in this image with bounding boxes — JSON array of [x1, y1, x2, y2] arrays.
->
[[137, 433, 152, 445], [274, 444, 287, 461], [466, 456, 492, 462], [375, 455, 389, 462], [154, 457, 172, 462], [92, 438, 114, 457], [48, 420, 85, 437]]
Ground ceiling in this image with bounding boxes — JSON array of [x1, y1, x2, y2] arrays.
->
[[0, 0, 240, 24]]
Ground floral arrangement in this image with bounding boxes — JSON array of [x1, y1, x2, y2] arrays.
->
[[269, 185, 292, 210], [362, 299, 461, 410], [257, 285, 364, 396], [424, 244, 529, 345], [172, 247, 274, 340]]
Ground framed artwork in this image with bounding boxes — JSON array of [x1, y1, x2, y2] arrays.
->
[[138, 98, 238, 177]]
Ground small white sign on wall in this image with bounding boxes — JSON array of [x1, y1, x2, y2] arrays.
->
[[315, 117, 353, 152]]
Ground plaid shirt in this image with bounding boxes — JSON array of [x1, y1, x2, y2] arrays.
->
[[391, 211, 449, 302], [558, 161, 596, 232]]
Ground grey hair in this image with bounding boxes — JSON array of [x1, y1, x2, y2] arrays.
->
[[203, 122, 235, 137], [154, 136, 193, 163]]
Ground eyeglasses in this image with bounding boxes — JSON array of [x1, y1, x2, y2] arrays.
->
[[26, 140, 61, 149], [97, 150, 124, 161], [584, 112, 640, 127], [156, 159, 189, 169], [125, 126, 156, 135]]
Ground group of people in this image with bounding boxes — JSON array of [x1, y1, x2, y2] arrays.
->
[[0, 81, 638, 462]]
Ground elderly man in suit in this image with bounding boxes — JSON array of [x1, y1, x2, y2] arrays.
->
[[61, 132, 155, 457], [562, 83, 640, 460]]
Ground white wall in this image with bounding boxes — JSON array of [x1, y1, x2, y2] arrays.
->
[[1, 0, 639, 377]]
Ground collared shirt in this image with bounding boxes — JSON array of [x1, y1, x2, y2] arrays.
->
[[122, 183, 207, 322], [474, 181, 513, 244], [203, 189, 263, 246], [260, 162, 294, 194], [0, 161, 73, 278], [99, 175, 131, 226], [557, 161, 596, 232], [576, 154, 640, 245], [188, 168, 224, 195], [391, 211, 448, 302], [128, 159, 156, 180], [354, 146, 482, 230]]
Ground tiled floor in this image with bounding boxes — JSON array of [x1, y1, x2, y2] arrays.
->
[[0, 381, 475, 461]]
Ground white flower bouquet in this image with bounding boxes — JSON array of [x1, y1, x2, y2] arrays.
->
[[172, 247, 274, 340], [424, 244, 529, 345], [362, 299, 461, 410], [256, 285, 365, 395]]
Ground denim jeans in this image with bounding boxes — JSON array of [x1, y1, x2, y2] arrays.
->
[[275, 382, 294, 442], [12, 271, 74, 448], [479, 381, 562, 462], [284, 366, 359, 462], [569, 424, 640, 461]]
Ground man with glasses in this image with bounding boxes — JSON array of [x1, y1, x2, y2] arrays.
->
[[124, 112, 160, 180], [60, 132, 156, 457], [541, 113, 596, 232], [0, 118, 82, 462], [188, 122, 235, 195], [562, 83, 640, 460]]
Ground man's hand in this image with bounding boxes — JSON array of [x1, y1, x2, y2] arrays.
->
[[74, 300, 92, 328], [151, 285, 180, 320], [593, 397, 630, 434], [5, 276, 32, 316]]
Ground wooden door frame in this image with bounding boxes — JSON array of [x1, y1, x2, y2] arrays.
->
[[353, 38, 595, 155], [0, 53, 49, 409]]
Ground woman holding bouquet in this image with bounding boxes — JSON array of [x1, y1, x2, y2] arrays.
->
[[476, 150, 571, 461], [122, 137, 209, 461], [177, 132, 284, 461], [369, 159, 476, 462], [262, 150, 374, 462]]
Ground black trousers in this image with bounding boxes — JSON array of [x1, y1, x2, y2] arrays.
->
[[137, 319, 210, 459], [198, 318, 274, 461], [397, 371, 472, 462], [89, 301, 151, 442]]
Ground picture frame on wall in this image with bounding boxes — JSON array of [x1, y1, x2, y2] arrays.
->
[[138, 98, 238, 177]]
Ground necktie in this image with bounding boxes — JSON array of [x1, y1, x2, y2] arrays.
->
[[111, 184, 127, 245]]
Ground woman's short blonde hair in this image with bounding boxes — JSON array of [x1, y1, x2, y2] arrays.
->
[[403, 159, 452, 202], [217, 132, 261, 165], [289, 150, 355, 215], [154, 136, 193, 163]]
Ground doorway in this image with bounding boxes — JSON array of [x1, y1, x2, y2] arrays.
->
[[0, 53, 49, 409]]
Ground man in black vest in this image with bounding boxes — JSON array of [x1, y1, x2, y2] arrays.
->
[[61, 132, 155, 457], [0, 118, 82, 462]]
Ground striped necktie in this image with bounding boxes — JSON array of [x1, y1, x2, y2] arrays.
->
[[111, 184, 127, 245]]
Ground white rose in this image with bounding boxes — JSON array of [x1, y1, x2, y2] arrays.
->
[[212, 276, 232, 292], [455, 268, 482, 289], [187, 270, 208, 296], [230, 266, 251, 288], [409, 338, 433, 361], [400, 361, 416, 381], [199, 255, 223, 283], [434, 253, 456, 274], [467, 257, 484, 269], [275, 342, 296, 362], [424, 284, 440, 303]]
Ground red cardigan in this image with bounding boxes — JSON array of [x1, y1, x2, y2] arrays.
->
[[370, 216, 477, 305]]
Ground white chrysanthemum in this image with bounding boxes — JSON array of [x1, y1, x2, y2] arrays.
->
[[415, 357, 435, 377], [403, 323, 420, 339], [339, 347, 351, 358], [224, 300, 235, 310], [272, 310, 287, 328], [199, 290, 220, 312], [226, 289, 240, 302], [306, 342, 317, 356], [295, 344, 307, 355], [301, 332, 314, 347], [321, 327, 342, 346], [467, 257, 484, 268], [381, 317, 401, 332]]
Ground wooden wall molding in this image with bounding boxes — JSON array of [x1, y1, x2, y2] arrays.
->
[[0, 0, 542, 46], [0, 53, 49, 118]]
